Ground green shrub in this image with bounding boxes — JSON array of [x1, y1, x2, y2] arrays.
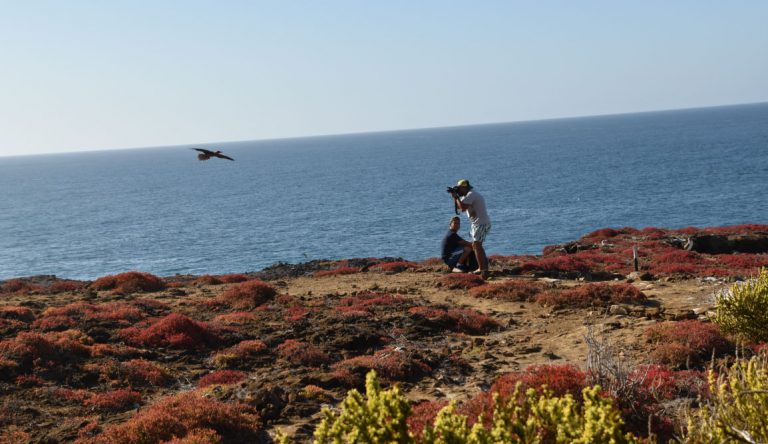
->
[[713, 267, 768, 343], [311, 370, 640, 444], [422, 385, 639, 444], [684, 353, 768, 443], [314, 370, 412, 443]]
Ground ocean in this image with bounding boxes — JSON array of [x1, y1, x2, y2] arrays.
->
[[1, 103, 767, 281]]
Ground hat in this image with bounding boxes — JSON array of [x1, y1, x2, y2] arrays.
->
[[456, 179, 471, 188]]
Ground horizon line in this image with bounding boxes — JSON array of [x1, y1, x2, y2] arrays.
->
[[3, 100, 767, 158]]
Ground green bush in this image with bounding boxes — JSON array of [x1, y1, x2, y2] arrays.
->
[[684, 353, 768, 443], [314, 370, 412, 443], [310, 370, 640, 444], [713, 268, 768, 343]]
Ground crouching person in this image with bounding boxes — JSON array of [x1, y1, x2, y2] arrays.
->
[[441, 216, 477, 272]]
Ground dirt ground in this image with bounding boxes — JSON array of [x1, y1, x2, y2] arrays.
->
[[271, 269, 728, 436], [0, 266, 731, 443]]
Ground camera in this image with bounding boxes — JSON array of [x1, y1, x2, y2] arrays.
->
[[447, 186, 460, 214]]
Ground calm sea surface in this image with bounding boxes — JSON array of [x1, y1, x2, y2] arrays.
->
[[1, 104, 767, 280]]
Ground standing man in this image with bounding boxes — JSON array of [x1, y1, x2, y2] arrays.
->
[[450, 179, 491, 279]]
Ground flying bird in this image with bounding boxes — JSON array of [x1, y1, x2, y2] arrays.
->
[[192, 148, 235, 161]]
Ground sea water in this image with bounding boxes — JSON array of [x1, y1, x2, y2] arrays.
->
[[1, 103, 767, 280]]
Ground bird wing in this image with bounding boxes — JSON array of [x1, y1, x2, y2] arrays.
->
[[216, 153, 235, 161], [192, 148, 215, 155]]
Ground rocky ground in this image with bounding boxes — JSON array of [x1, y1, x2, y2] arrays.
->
[[1, 225, 766, 443]]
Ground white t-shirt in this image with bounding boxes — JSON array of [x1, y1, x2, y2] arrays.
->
[[461, 190, 490, 226]]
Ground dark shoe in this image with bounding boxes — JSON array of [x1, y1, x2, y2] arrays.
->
[[473, 269, 490, 279]]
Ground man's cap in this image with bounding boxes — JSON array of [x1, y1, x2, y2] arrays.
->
[[456, 179, 471, 188]]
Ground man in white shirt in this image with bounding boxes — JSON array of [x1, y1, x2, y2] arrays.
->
[[449, 179, 491, 279]]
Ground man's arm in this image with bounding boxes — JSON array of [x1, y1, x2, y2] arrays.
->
[[452, 192, 471, 211]]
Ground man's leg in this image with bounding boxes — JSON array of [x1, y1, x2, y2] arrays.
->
[[472, 241, 488, 273], [470, 223, 491, 278], [457, 245, 472, 266]]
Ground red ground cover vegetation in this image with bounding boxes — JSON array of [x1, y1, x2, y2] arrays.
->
[[440, 273, 486, 289], [285, 305, 310, 322], [332, 346, 433, 385], [84, 389, 142, 412], [192, 274, 250, 286], [469, 279, 549, 301], [0, 330, 95, 384], [216, 280, 276, 309], [438, 364, 588, 430], [645, 320, 733, 368], [535, 282, 646, 308], [75, 392, 262, 444], [91, 271, 166, 295], [314, 266, 360, 277], [335, 292, 408, 316], [520, 255, 594, 277], [212, 311, 258, 325], [89, 343, 141, 359], [630, 364, 708, 400], [408, 362, 705, 440], [197, 369, 248, 388], [120, 313, 221, 351], [219, 273, 250, 283], [0, 278, 87, 295], [518, 224, 768, 279], [48, 279, 88, 293], [15, 374, 45, 387], [35, 301, 145, 331], [493, 364, 588, 399], [0, 306, 35, 322], [408, 399, 450, 439], [212, 339, 269, 368], [118, 358, 172, 387], [276, 339, 331, 367], [419, 257, 445, 267], [193, 274, 223, 286], [408, 306, 502, 335]]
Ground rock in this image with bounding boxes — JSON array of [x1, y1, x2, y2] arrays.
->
[[627, 271, 655, 281], [685, 233, 768, 254], [521, 345, 542, 354], [600, 321, 622, 330], [608, 305, 629, 316], [692, 307, 711, 316], [666, 309, 697, 321]]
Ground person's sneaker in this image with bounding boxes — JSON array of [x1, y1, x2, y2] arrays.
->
[[451, 265, 468, 273]]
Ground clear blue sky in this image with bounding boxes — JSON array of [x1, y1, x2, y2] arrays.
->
[[1, 1, 766, 156]]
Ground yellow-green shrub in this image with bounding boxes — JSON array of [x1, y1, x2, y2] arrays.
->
[[311, 370, 640, 444], [421, 385, 639, 444], [314, 370, 412, 443], [713, 267, 768, 343], [684, 353, 768, 443]]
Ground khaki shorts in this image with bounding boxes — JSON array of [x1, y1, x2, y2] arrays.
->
[[470, 223, 491, 243]]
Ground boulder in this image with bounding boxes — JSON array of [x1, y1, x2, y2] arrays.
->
[[685, 233, 768, 254]]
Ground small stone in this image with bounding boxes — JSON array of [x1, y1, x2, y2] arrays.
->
[[608, 305, 629, 316]]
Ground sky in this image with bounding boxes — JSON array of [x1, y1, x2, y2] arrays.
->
[[1, 1, 766, 157]]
